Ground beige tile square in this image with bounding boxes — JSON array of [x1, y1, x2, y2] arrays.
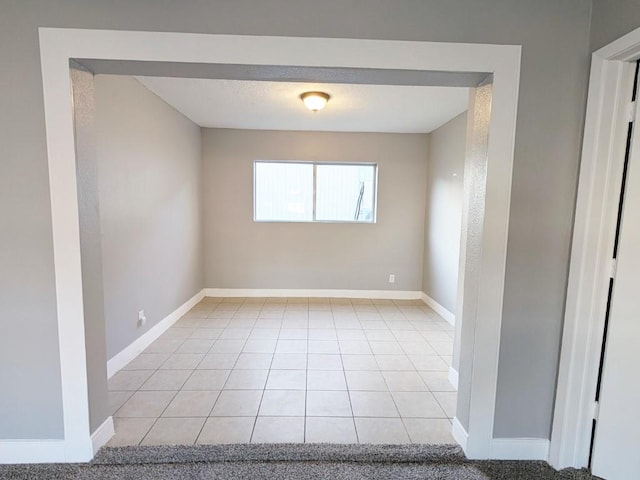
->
[[197, 353, 238, 370], [183, 370, 230, 390], [307, 370, 347, 390], [249, 327, 280, 339], [108, 370, 153, 391], [341, 354, 379, 371], [251, 417, 304, 443], [278, 329, 308, 340], [392, 330, 420, 341], [162, 390, 219, 417], [108, 391, 133, 415], [375, 355, 415, 371], [189, 328, 223, 340], [307, 354, 342, 370], [266, 370, 306, 390], [334, 318, 362, 329], [421, 332, 453, 342], [243, 339, 277, 353], [355, 418, 410, 444], [419, 371, 457, 392], [144, 339, 184, 354], [392, 392, 447, 418], [339, 341, 372, 355], [234, 353, 273, 369], [141, 417, 205, 445], [159, 353, 204, 370], [108, 418, 155, 446], [175, 339, 215, 354], [382, 371, 428, 392], [408, 355, 449, 371], [306, 390, 352, 417], [161, 327, 197, 340], [123, 352, 170, 370], [199, 319, 230, 329], [365, 330, 395, 341], [400, 340, 437, 355], [271, 353, 307, 370], [197, 417, 255, 444], [305, 417, 357, 443], [369, 342, 404, 355], [308, 340, 340, 354], [345, 371, 388, 391], [403, 418, 455, 443], [275, 340, 307, 354], [308, 329, 337, 340], [218, 329, 252, 340], [433, 391, 457, 417], [308, 319, 334, 329], [350, 391, 398, 417], [337, 330, 367, 341], [429, 341, 454, 356], [210, 340, 246, 353], [116, 390, 176, 417], [259, 390, 305, 416], [224, 370, 268, 390], [211, 390, 263, 416], [140, 370, 191, 390]]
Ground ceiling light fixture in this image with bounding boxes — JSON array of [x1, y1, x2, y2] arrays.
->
[[300, 91, 330, 111]]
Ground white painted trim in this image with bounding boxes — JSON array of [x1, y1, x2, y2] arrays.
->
[[550, 24, 640, 470], [452, 417, 469, 451], [38, 28, 520, 463], [90, 417, 114, 455], [0, 440, 67, 464], [491, 438, 550, 461], [107, 289, 204, 378], [449, 367, 459, 390], [421, 292, 455, 325], [205, 288, 422, 300]]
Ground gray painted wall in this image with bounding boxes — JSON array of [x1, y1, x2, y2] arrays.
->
[[0, 0, 593, 440], [590, 0, 640, 51], [422, 112, 467, 314], [203, 129, 428, 291], [95, 75, 203, 360]]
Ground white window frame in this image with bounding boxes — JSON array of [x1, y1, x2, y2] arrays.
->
[[253, 160, 378, 224]]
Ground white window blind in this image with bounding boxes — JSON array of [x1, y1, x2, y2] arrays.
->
[[254, 161, 377, 223]]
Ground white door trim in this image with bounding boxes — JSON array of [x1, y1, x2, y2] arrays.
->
[[549, 25, 640, 470], [35, 28, 520, 462]]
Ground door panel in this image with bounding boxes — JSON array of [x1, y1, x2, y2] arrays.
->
[[591, 94, 640, 480]]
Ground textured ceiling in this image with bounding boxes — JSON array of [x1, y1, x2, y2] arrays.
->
[[135, 77, 468, 134]]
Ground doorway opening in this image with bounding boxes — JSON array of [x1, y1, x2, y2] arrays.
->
[[38, 28, 520, 462]]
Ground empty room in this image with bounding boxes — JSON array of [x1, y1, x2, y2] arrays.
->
[[76, 68, 470, 446]]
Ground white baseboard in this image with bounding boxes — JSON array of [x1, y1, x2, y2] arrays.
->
[[452, 416, 468, 451], [91, 416, 114, 454], [204, 288, 423, 300], [420, 292, 455, 326], [448, 367, 459, 390], [0, 439, 67, 464], [490, 437, 550, 460], [107, 289, 205, 378]]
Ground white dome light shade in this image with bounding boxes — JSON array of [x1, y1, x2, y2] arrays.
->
[[301, 91, 330, 111]]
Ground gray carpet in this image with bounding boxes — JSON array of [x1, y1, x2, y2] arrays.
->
[[0, 444, 599, 479]]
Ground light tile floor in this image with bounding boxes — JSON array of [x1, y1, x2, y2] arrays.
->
[[107, 297, 457, 446]]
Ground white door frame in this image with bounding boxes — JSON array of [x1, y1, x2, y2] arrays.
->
[[34, 28, 520, 462], [549, 25, 640, 470]]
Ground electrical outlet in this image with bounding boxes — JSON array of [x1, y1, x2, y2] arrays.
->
[[138, 310, 147, 327], [388, 274, 395, 283]]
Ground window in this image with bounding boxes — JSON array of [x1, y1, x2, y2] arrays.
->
[[254, 161, 377, 223]]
